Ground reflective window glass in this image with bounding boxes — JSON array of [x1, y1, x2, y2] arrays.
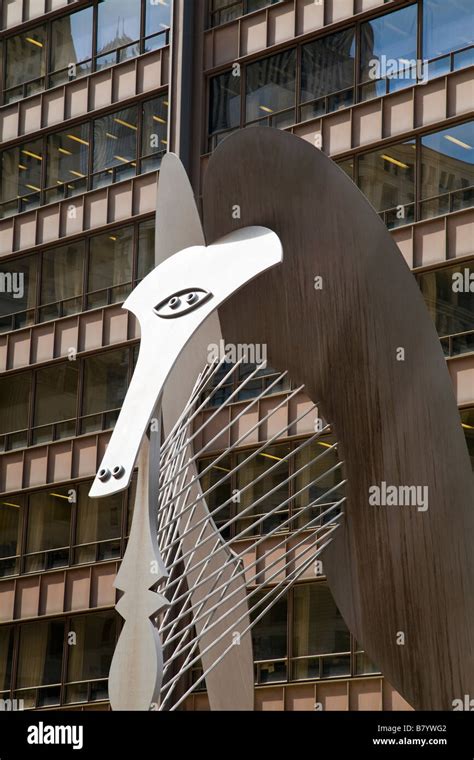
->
[[33, 364, 78, 442], [93, 107, 138, 183], [423, 0, 474, 60], [50, 6, 93, 81], [360, 6, 418, 92], [96, 0, 141, 66], [0, 497, 23, 577], [16, 620, 65, 688], [46, 124, 89, 201], [82, 348, 129, 417], [76, 483, 122, 547], [67, 612, 117, 683], [5, 26, 46, 98], [236, 444, 290, 534], [209, 70, 241, 134], [145, 0, 172, 37], [358, 141, 416, 213], [137, 218, 155, 280], [87, 226, 133, 307], [301, 29, 355, 103], [0, 372, 31, 437], [246, 49, 296, 123], [0, 626, 14, 692], [420, 122, 474, 218], [40, 242, 84, 321], [417, 262, 474, 339], [0, 140, 43, 216], [26, 488, 72, 570], [141, 96, 168, 171]]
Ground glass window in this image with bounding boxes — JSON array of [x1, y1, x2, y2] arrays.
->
[[209, 70, 241, 135], [46, 124, 89, 202], [137, 218, 155, 281], [33, 363, 79, 443], [145, 0, 171, 50], [301, 29, 355, 110], [0, 140, 43, 217], [141, 96, 168, 172], [251, 591, 287, 683], [26, 488, 72, 572], [16, 620, 65, 701], [75, 483, 122, 564], [292, 582, 350, 680], [0, 626, 14, 693], [358, 140, 416, 224], [81, 348, 129, 431], [93, 106, 138, 186], [0, 496, 23, 577], [40, 242, 85, 322], [96, 0, 141, 68], [417, 262, 474, 354], [50, 6, 93, 85], [0, 372, 31, 446], [293, 438, 343, 528], [420, 122, 474, 218], [423, 0, 474, 61], [5, 26, 46, 101], [246, 49, 296, 125], [87, 226, 133, 308], [360, 5, 418, 95], [66, 611, 117, 702], [0, 255, 37, 332], [236, 444, 290, 535], [198, 455, 232, 539]]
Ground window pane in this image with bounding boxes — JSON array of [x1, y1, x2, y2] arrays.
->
[[423, 0, 474, 60], [236, 444, 290, 534], [198, 456, 232, 537], [142, 96, 168, 159], [461, 408, 474, 471], [0, 626, 14, 691], [96, 0, 141, 58], [51, 6, 93, 73], [301, 29, 355, 103], [209, 70, 241, 135], [6, 26, 46, 91], [82, 348, 129, 416], [0, 140, 43, 211], [46, 124, 89, 199], [88, 227, 133, 298], [93, 107, 138, 173], [292, 583, 350, 657], [137, 218, 155, 280], [76, 483, 122, 545], [360, 6, 418, 90], [0, 497, 23, 562], [417, 263, 474, 340], [293, 437, 343, 528], [358, 141, 415, 212], [34, 364, 78, 427], [41, 242, 84, 307], [421, 122, 474, 201], [146, 0, 171, 36], [27, 488, 72, 554], [252, 591, 287, 660], [17, 620, 65, 688], [67, 611, 117, 682], [0, 372, 31, 435], [246, 49, 296, 122], [0, 255, 37, 326]]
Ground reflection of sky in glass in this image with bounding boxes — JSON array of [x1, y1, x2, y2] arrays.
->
[[97, 0, 141, 54], [421, 122, 474, 166], [68, 7, 93, 63], [362, 5, 417, 69], [423, 0, 474, 59], [146, 0, 171, 37]]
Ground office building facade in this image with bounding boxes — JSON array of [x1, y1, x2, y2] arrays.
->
[[0, 0, 472, 711]]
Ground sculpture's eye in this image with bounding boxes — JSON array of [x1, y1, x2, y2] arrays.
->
[[154, 288, 212, 319]]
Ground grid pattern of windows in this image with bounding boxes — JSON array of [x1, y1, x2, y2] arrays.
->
[[0, 94, 168, 218], [208, 2, 474, 145], [0, 345, 139, 452], [0, 611, 119, 709], [0, 479, 135, 578], [0, 218, 155, 334], [337, 121, 474, 228], [0, 0, 171, 104], [198, 433, 343, 540]]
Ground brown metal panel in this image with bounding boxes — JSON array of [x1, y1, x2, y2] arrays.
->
[[203, 127, 474, 710]]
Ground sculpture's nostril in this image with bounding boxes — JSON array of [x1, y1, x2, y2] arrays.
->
[[186, 292, 198, 304], [168, 296, 181, 309], [112, 465, 125, 479], [98, 468, 111, 482]]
